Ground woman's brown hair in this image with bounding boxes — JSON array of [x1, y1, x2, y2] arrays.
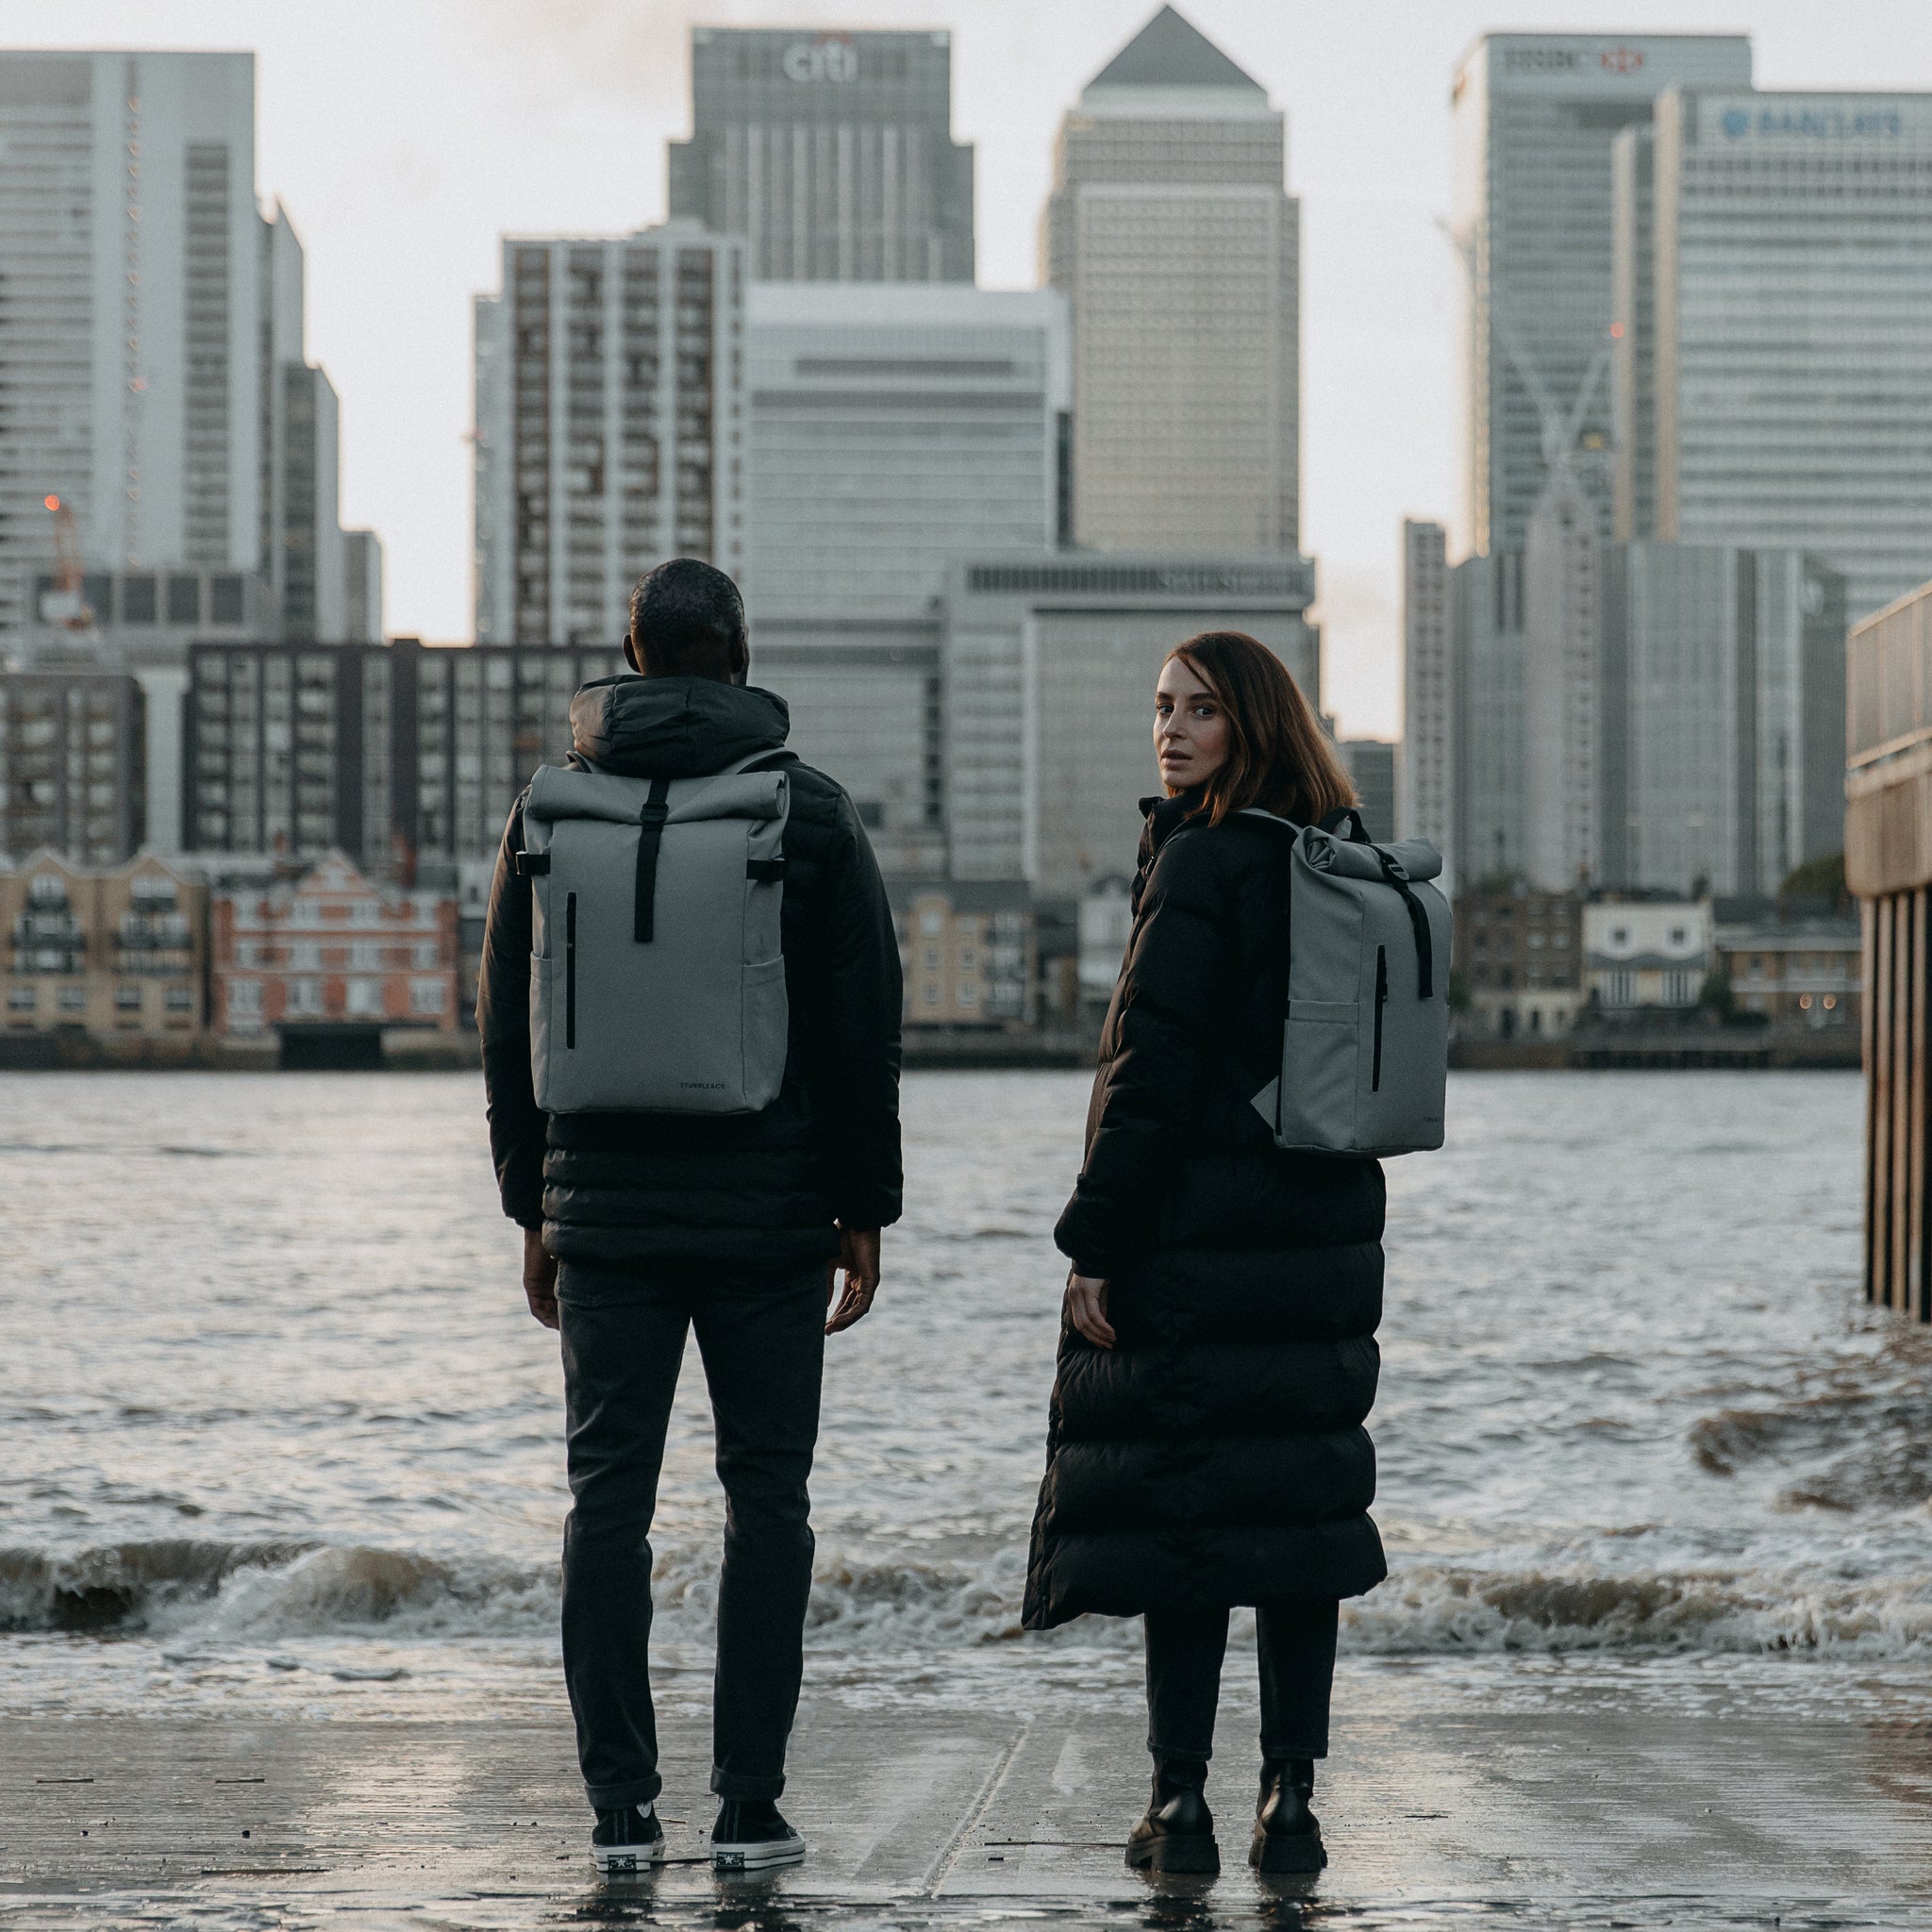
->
[[1163, 631, 1357, 828]]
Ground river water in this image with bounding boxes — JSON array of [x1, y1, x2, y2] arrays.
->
[[1, 1068, 1925, 1727]]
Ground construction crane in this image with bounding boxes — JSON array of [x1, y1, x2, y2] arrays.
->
[[40, 494, 94, 631]]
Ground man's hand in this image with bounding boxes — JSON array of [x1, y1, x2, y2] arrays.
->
[[1064, 1272, 1115, 1350], [523, 1225, 559, 1329], [825, 1225, 880, 1335]]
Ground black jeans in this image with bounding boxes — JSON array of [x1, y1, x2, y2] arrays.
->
[[1143, 1599, 1339, 1763], [558, 1257, 826, 1810]]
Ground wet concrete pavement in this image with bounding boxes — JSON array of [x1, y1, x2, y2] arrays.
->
[[5, 1674, 1932, 1928]]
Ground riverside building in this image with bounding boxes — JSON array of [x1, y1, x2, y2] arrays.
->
[[1614, 90, 1932, 621], [741, 283, 1068, 876], [668, 28, 973, 284], [0, 671, 145, 865], [1449, 33, 1753, 555], [2, 850, 206, 1038], [0, 51, 373, 650], [472, 225, 745, 647], [1044, 7, 1301, 552]]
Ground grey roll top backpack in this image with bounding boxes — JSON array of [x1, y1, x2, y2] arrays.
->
[[1243, 807, 1453, 1158], [515, 750, 791, 1115]]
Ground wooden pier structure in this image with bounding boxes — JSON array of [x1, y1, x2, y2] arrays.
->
[[1847, 581, 1932, 1319]]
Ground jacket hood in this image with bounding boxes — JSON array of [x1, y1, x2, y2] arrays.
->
[[569, 675, 791, 777]]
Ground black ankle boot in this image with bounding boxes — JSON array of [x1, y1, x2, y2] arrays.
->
[[1251, 1757, 1325, 1873], [1125, 1757, 1220, 1874]]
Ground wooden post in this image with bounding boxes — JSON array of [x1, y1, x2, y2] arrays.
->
[[1874, 896, 1896, 1310]]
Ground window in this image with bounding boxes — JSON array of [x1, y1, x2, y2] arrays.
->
[[287, 977, 323, 1017], [919, 910, 943, 938], [923, 947, 940, 970], [921, 982, 940, 1008], [413, 941, 441, 970], [957, 981, 979, 1008], [291, 941, 321, 971], [350, 941, 383, 973], [58, 986, 87, 1011], [958, 948, 977, 971], [115, 984, 142, 1011], [1669, 926, 1688, 947], [227, 979, 262, 1016], [164, 988, 194, 1013], [121, 575, 158, 624], [347, 977, 384, 1017], [7, 987, 34, 1011], [210, 575, 245, 625], [1611, 926, 1630, 946], [409, 977, 446, 1015]]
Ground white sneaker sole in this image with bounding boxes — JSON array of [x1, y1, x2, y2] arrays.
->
[[712, 1837, 807, 1872], [591, 1840, 666, 1874]]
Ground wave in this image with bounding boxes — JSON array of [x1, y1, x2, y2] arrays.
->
[[7, 1538, 1931, 1660], [1345, 1562, 1932, 1658]]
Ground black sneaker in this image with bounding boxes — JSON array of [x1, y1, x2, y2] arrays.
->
[[591, 1803, 665, 1874], [711, 1797, 806, 1872]]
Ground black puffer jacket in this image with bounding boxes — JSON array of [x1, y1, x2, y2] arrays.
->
[[477, 675, 903, 1271], [1023, 793, 1387, 1628]]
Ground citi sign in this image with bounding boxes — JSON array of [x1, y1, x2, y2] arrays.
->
[[783, 34, 858, 83]]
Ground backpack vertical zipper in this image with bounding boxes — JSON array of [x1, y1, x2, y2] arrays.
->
[[1373, 944, 1388, 1091], [565, 891, 577, 1050]]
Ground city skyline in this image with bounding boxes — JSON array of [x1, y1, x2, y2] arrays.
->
[[8, 0, 1932, 739]]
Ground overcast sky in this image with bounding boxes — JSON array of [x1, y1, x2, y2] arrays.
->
[[19, 1, 1932, 736]]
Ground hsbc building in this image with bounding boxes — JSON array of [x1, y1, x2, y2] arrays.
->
[[1449, 33, 1753, 556]]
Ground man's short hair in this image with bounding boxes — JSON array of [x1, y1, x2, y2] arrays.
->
[[629, 558, 748, 679]]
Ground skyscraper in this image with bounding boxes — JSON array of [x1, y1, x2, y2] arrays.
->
[[472, 225, 745, 647], [0, 51, 367, 649], [1449, 33, 1752, 556], [1618, 89, 1932, 621], [668, 29, 973, 283], [1045, 6, 1300, 552], [1399, 520, 1452, 874]]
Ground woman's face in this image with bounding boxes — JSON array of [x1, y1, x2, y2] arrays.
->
[[1155, 657, 1231, 793]]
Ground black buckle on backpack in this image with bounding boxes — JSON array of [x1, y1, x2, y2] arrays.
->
[[514, 850, 550, 876]]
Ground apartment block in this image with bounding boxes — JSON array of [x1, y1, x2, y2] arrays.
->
[[473, 224, 745, 646], [889, 877, 1034, 1027], [0, 670, 145, 864], [2, 851, 205, 1034], [1583, 898, 1713, 1011], [1452, 884, 1585, 1039]]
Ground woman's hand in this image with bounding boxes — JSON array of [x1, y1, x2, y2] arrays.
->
[[1064, 1272, 1116, 1350]]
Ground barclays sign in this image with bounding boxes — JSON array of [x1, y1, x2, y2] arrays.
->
[[1720, 104, 1905, 140]]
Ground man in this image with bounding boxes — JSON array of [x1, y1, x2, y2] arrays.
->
[[478, 558, 903, 1874]]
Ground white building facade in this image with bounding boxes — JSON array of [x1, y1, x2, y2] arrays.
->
[[1044, 7, 1300, 553], [473, 223, 745, 647]]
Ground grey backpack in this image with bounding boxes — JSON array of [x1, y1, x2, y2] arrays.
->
[[515, 752, 791, 1115], [1244, 808, 1452, 1158]]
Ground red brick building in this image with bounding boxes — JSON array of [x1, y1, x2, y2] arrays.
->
[[212, 851, 458, 1041]]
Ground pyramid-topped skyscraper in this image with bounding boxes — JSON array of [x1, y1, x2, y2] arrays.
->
[[1044, 6, 1299, 552]]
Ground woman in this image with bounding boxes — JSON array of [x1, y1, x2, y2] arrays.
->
[[1022, 632, 1387, 1878]]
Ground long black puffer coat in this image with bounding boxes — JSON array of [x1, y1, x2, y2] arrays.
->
[[1022, 793, 1387, 1629]]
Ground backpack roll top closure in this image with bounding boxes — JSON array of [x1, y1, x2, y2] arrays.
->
[[521, 758, 792, 1117], [1241, 814, 1452, 1159]]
